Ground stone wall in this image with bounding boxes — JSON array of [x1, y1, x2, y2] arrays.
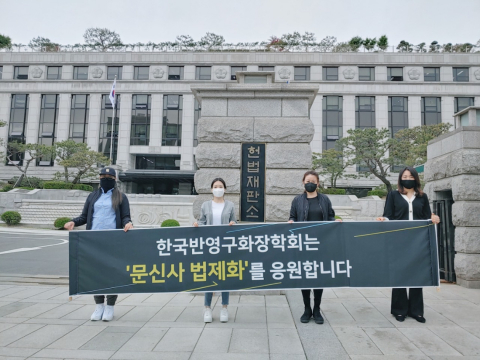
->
[[424, 126, 480, 288]]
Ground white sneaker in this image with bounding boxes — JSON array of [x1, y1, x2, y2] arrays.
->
[[102, 305, 114, 321], [91, 304, 104, 321], [203, 307, 212, 323], [220, 307, 229, 322]]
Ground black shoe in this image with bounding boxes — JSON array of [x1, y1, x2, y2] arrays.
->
[[394, 314, 405, 322], [408, 314, 426, 323], [313, 307, 324, 324], [300, 307, 312, 323]]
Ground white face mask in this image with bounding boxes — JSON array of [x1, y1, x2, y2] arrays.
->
[[212, 188, 225, 198]]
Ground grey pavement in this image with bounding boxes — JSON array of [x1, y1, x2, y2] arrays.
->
[[0, 283, 480, 360]]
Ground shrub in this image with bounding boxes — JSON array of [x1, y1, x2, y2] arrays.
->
[[9, 176, 44, 189], [319, 188, 346, 195], [43, 181, 92, 192], [54, 217, 71, 229], [161, 219, 180, 227], [1, 211, 22, 225], [1, 185, 14, 192], [335, 215, 342, 220], [368, 190, 388, 197]]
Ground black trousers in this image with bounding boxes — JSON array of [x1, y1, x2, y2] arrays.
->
[[94, 295, 118, 306], [391, 288, 423, 317], [301, 289, 323, 308]]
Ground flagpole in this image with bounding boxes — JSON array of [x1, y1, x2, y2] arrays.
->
[[109, 75, 116, 164]]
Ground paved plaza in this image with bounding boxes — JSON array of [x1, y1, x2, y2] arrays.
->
[[0, 282, 479, 360]]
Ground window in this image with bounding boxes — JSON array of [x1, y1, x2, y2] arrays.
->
[[69, 95, 89, 143], [453, 67, 469, 82], [355, 96, 375, 128], [195, 66, 211, 80], [455, 97, 474, 113], [421, 97, 441, 125], [231, 66, 247, 80], [194, 98, 201, 147], [37, 94, 59, 166], [131, 95, 151, 145], [134, 66, 149, 80], [0, 66, 3, 79], [322, 96, 343, 151], [135, 155, 180, 170], [73, 66, 88, 80], [162, 95, 183, 146], [387, 67, 403, 81], [294, 66, 310, 81], [14, 66, 29, 80], [359, 67, 375, 81], [259, 66, 274, 71], [7, 94, 29, 165], [424, 67, 440, 81], [168, 66, 184, 80], [323, 67, 338, 81], [99, 94, 120, 164], [46, 66, 62, 80], [388, 97, 408, 137], [107, 66, 122, 80]]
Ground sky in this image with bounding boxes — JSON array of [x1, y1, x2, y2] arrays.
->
[[1, 0, 479, 48]]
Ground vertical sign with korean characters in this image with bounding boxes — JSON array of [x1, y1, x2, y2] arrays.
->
[[241, 143, 266, 222]]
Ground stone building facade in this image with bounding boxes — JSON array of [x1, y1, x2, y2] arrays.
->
[[0, 51, 479, 194]]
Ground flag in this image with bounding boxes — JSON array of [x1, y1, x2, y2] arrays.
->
[[109, 78, 116, 107]]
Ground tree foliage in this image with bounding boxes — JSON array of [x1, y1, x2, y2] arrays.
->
[[28, 37, 59, 52], [338, 128, 397, 192], [312, 148, 349, 188], [200, 32, 225, 50], [348, 36, 363, 51], [363, 37, 377, 51], [396, 40, 413, 52], [392, 123, 452, 167], [0, 33, 12, 49], [377, 35, 389, 51], [83, 28, 122, 51]]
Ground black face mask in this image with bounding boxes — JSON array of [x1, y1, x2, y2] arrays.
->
[[401, 179, 416, 189], [304, 182, 318, 193], [100, 178, 116, 192]]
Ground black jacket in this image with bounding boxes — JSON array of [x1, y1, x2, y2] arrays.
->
[[382, 190, 432, 221], [71, 189, 132, 230], [289, 193, 336, 222]]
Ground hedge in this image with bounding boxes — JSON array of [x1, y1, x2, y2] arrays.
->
[[43, 181, 93, 192], [0, 185, 14, 192], [319, 188, 346, 195], [367, 190, 388, 197], [161, 219, 180, 227], [54, 217, 71, 229], [1, 211, 22, 225]]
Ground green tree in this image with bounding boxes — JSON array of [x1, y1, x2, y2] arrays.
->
[[301, 32, 316, 52], [312, 148, 349, 188], [0, 120, 6, 158], [416, 42, 426, 52], [176, 35, 195, 51], [338, 128, 397, 192], [5, 142, 56, 187], [83, 28, 122, 51], [348, 36, 363, 51], [363, 37, 377, 51], [429, 41, 440, 53], [200, 32, 225, 51], [55, 140, 109, 183], [266, 36, 287, 51], [392, 123, 452, 167], [28, 36, 59, 52], [281, 31, 302, 51], [377, 35, 389, 51], [317, 36, 337, 52], [0, 34, 12, 49], [396, 40, 413, 52]]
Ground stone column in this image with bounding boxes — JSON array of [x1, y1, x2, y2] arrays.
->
[[24, 94, 42, 164], [117, 94, 133, 170], [87, 94, 101, 152], [149, 94, 163, 147], [180, 94, 195, 171], [0, 93, 11, 174], [409, 96, 422, 127], [56, 94, 72, 142], [310, 95, 322, 154], [442, 96, 455, 127], [424, 127, 480, 288], [62, 66, 73, 80], [440, 67, 453, 82], [343, 96, 356, 175], [375, 66, 387, 81], [376, 96, 388, 129], [192, 73, 318, 222]]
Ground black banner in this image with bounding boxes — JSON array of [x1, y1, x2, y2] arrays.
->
[[69, 221, 439, 296], [240, 143, 265, 222]]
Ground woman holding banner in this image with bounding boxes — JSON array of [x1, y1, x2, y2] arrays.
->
[[377, 166, 440, 323], [288, 170, 341, 324], [193, 177, 236, 323]]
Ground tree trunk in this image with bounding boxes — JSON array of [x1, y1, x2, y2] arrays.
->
[[64, 166, 69, 183]]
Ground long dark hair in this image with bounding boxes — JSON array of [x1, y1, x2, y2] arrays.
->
[[112, 187, 123, 210], [398, 166, 424, 196]]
